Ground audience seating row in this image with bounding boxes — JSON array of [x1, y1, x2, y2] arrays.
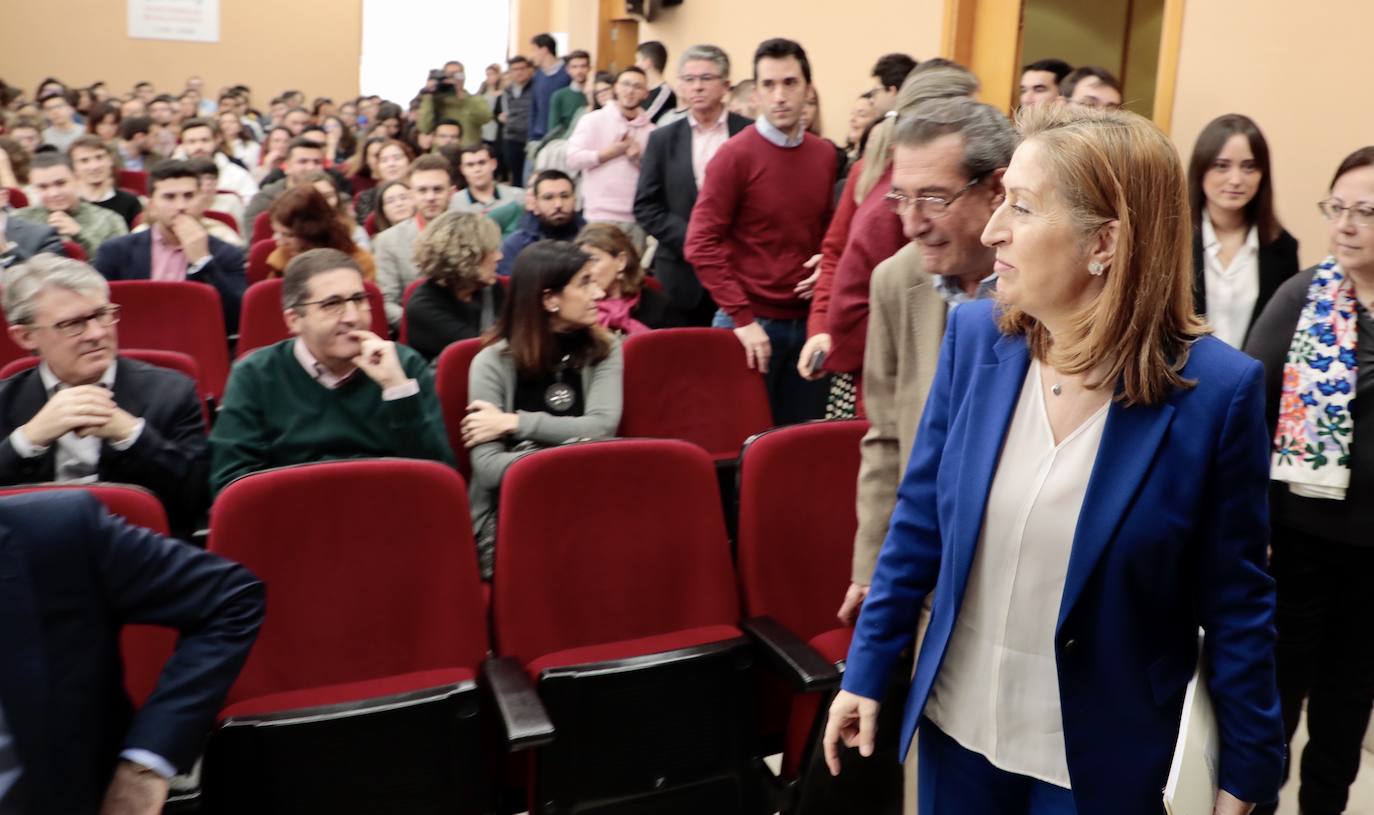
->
[[0, 421, 866, 813]]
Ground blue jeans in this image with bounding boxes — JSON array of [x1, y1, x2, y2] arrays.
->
[[713, 310, 828, 425], [918, 719, 1079, 815]]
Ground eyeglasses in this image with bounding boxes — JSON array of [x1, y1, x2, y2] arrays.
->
[[679, 74, 722, 85], [30, 305, 121, 337], [884, 176, 983, 219], [1318, 199, 1374, 228], [294, 292, 371, 316]]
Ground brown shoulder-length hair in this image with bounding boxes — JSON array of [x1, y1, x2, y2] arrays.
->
[[999, 103, 1208, 407], [1187, 113, 1282, 246], [486, 240, 612, 378], [575, 223, 645, 296], [270, 185, 356, 255]]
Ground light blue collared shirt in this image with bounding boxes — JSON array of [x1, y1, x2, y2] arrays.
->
[[934, 271, 999, 312], [755, 116, 805, 148]]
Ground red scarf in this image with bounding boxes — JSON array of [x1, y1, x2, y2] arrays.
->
[[597, 294, 649, 336]]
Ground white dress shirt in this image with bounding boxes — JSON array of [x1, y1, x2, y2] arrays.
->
[[689, 108, 730, 191], [925, 359, 1109, 788], [7, 363, 143, 480], [292, 339, 417, 399], [1201, 215, 1260, 349]]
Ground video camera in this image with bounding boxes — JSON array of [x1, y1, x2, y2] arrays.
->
[[428, 69, 456, 96]]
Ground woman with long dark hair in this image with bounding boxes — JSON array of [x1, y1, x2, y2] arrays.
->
[[463, 240, 622, 577], [1188, 114, 1300, 348]]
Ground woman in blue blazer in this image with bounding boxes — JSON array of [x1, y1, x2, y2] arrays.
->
[[823, 104, 1284, 815]]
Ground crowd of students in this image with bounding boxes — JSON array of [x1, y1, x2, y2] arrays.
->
[[0, 28, 1371, 815]]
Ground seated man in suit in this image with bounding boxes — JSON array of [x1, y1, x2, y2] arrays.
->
[[0, 188, 63, 269], [13, 152, 129, 259], [633, 44, 751, 325], [0, 254, 210, 536], [0, 489, 263, 813], [93, 159, 247, 331], [210, 248, 452, 495]]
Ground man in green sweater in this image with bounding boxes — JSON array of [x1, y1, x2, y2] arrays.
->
[[543, 50, 592, 144], [15, 153, 128, 259], [209, 248, 453, 494], [417, 62, 492, 149]]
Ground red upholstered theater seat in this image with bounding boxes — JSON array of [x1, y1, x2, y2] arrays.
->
[[363, 211, 378, 237], [396, 277, 424, 345], [492, 439, 766, 813], [434, 338, 484, 482], [3, 187, 28, 208], [736, 419, 867, 797], [250, 210, 273, 245], [234, 278, 388, 359], [245, 238, 276, 286], [203, 210, 239, 235], [202, 459, 548, 814], [0, 350, 211, 429], [116, 170, 149, 196], [61, 240, 86, 261], [619, 328, 772, 461], [107, 281, 231, 402]]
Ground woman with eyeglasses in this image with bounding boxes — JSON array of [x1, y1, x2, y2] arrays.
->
[[463, 240, 621, 578], [1187, 115, 1300, 349], [266, 186, 376, 281], [797, 63, 978, 418], [1243, 146, 1374, 815]]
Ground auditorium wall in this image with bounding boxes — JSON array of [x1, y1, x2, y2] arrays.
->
[[0, 0, 363, 107]]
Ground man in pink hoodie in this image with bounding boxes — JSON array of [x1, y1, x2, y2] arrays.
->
[[565, 67, 654, 251]]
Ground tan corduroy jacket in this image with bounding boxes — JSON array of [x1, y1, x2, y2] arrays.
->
[[852, 243, 952, 584]]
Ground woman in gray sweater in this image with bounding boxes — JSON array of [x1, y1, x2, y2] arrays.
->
[[462, 240, 623, 577]]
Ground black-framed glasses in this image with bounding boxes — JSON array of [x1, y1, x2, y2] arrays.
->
[[1318, 199, 1374, 228], [884, 176, 984, 219], [31, 305, 121, 337], [294, 292, 371, 316]]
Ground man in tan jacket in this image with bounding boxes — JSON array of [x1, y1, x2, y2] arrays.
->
[[839, 97, 1014, 626], [832, 95, 1013, 815]]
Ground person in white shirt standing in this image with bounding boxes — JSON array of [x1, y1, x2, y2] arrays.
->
[[1186, 113, 1300, 349]]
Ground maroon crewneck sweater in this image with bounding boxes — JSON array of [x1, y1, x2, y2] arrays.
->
[[684, 125, 837, 327]]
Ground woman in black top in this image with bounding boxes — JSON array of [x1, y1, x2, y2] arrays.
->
[[574, 222, 684, 335], [405, 211, 505, 360], [1187, 114, 1300, 348], [1244, 146, 1374, 815]]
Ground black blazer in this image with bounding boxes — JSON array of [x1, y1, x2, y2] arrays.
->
[[1192, 226, 1300, 346], [0, 357, 210, 536], [633, 112, 751, 311], [632, 285, 688, 330], [404, 279, 505, 361], [92, 230, 247, 331], [0, 490, 262, 813]]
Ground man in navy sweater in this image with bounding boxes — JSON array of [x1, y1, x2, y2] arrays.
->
[[685, 38, 837, 425]]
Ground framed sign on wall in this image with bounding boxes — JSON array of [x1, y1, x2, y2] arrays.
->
[[128, 0, 220, 43]]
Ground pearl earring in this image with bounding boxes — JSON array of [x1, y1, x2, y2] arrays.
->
[[1088, 261, 1105, 276]]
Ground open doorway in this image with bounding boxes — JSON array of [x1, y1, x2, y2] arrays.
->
[[1020, 0, 1165, 116]]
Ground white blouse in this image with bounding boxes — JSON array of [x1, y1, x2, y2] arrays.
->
[[925, 360, 1109, 788], [1202, 215, 1260, 349]]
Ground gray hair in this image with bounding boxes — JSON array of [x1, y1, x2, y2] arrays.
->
[[854, 63, 981, 202], [2, 253, 110, 325], [678, 44, 730, 79], [892, 96, 1017, 181], [281, 248, 361, 310]]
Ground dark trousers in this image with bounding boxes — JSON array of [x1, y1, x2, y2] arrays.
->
[[713, 311, 828, 426], [501, 139, 526, 186], [918, 720, 1077, 815], [1261, 527, 1374, 815]]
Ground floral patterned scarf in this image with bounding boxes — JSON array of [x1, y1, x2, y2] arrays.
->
[[1272, 257, 1360, 500]]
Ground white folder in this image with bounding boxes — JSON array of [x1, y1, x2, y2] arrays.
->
[[1163, 633, 1219, 815]]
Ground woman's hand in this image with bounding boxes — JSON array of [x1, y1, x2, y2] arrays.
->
[[461, 399, 518, 447], [822, 690, 881, 776], [1212, 790, 1254, 815]]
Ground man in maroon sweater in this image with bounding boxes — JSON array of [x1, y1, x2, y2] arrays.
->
[[684, 38, 837, 425]]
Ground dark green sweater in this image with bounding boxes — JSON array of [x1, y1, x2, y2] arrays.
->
[[210, 339, 454, 495]]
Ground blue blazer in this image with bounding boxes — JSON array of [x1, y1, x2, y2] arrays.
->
[[843, 299, 1284, 813], [0, 492, 263, 813], [93, 230, 247, 331]]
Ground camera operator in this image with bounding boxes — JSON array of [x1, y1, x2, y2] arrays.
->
[[418, 61, 492, 149]]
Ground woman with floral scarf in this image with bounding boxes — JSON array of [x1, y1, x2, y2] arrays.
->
[[1246, 146, 1374, 815]]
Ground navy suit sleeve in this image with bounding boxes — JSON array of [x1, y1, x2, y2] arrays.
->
[[841, 306, 960, 700], [102, 372, 210, 531], [92, 238, 129, 280], [79, 494, 264, 771], [1194, 360, 1285, 804], [35, 225, 64, 257], [633, 128, 689, 252], [195, 241, 246, 330]]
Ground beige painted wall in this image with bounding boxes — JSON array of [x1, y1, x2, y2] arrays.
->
[[1170, 0, 1374, 268], [512, 0, 600, 63], [0, 0, 362, 107], [640, 0, 944, 142]]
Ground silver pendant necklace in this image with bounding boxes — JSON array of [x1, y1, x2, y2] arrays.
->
[[544, 354, 575, 412]]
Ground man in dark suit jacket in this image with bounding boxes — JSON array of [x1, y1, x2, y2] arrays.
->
[[93, 159, 246, 331], [633, 44, 751, 326], [0, 490, 263, 813], [0, 254, 210, 536], [1, 200, 63, 269]]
